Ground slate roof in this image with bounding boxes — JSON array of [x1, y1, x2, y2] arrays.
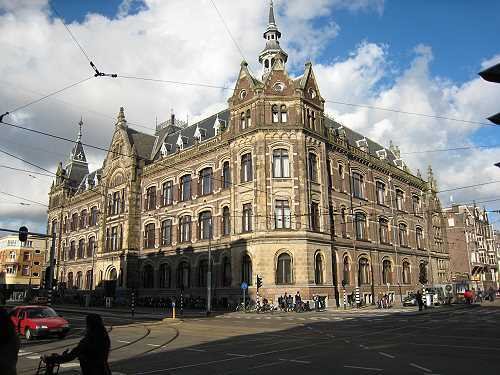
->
[[324, 116, 398, 164], [151, 109, 230, 161], [126, 128, 157, 160]]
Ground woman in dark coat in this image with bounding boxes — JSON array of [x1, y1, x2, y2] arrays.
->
[[0, 308, 20, 375], [49, 313, 111, 375]]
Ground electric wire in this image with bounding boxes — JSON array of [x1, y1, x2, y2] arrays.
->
[[0, 191, 48, 207], [0, 164, 54, 178]]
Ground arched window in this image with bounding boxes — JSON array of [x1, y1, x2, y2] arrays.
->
[[108, 267, 117, 281], [242, 203, 253, 232], [199, 211, 212, 240], [358, 258, 370, 285], [69, 241, 76, 260], [340, 208, 347, 237], [179, 215, 192, 243], [198, 260, 208, 287], [67, 272, 74, 288], [272, 105, 279, 123], [240, 153, 253, 182], [308, 153, 318, 182], [85, 270, 93, 289], [222, 161, 231, 189], [314, 253, 324, 285], [355, 212, 367, 240], [396, 189, 405, 211], [399, 223, 408, 247], [161, 219, 172, 246], [240, 112, 246, 130], [222, 256, 231, 287], [280, 105, 288, 123], [199, 167, 213, 195], [241, 254, 252, 285], [159, 263, 171, 288], [222, 206, 231, 236], [412, 195, 421, 214], [142, 264, 154, 288], [246, 109, 252, 127], [352, 172, 364, 198], [76, 271, 83, 289], [416, 227, 424, 249], [78, 239, 85, 258], [379, 218, 389, 244], [144, 223, 155, 249], [178, 261, 190, 289], [162, 181, 173, 206], [382, 260, 392, 285], [272, 148, 290, 178], [402, 261, 411, 284], [265, 59, 269, 68], [276, 253, 292, 285], [180, 174, 192, 201], [145, 186, 156, 211], [343, 257, 350, 286], [87, 237, 95, 258], [419, 261, 428, 285]]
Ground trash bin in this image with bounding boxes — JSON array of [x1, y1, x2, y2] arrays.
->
[[425, 293, 432, 307]]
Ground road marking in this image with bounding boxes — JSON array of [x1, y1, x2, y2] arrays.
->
[[279, 358, 311, 364], [185, 348, 206, 352], [117, 340, 131, 344], [411, 343, 500, 351], [378, 352, 395, 359], [359, 344, 368, 349], [344, 365, 383, 371], [18, 351, 33, 356], [410, 363, 432, 372], [147, 344, 161, 347], [226, 353, 247, 357], [27, 355, 41, 360], [60, 362, 80, 368]]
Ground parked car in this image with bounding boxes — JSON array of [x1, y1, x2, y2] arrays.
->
[[402, 293, 417, 306], [9, 305, 70, 340]]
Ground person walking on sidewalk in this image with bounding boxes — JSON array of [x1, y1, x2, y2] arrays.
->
[[416, 290, 424, 311], [0, 308, 20, 375], [45, 313, 111, 375]]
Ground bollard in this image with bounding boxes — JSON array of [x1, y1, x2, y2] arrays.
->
[[172, 301, 176, 319], [343, 288, 347, 310], [131, 291, 135, 318]]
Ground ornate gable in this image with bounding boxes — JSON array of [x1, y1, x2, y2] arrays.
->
[[229, 62, 262, 107]]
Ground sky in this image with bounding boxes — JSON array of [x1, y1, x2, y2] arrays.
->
[[0, 0, 499, 234]]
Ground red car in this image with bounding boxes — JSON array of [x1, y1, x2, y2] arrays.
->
[[10, 306, 70, 340]]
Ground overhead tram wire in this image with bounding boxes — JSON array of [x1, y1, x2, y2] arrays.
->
[[0, 164, 54, 178], [0, 147, 60, 176], [401, 143, 500, 155], [0, 191, 48, 207], [0, 76, 95, 122]]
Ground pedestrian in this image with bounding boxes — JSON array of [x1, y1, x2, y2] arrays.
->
[[488, 287, 495, 302], [313, 295, 319, 312], [46, 313, 110, 375], [416, 290, 424, 311], [0, 308, 20, 375]]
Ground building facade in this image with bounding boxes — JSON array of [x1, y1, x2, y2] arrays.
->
[[0, 235, 46, 300], [47, 2, 450, 306], [444, 205, 498, 291]]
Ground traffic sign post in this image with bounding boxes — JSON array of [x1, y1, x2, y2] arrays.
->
[[355, 286, 360, 308], [241, 282, 248, 312]]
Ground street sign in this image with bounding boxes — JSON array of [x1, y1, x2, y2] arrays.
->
[[240, 282, 248, 290]]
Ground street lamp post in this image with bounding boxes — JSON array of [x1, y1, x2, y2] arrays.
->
[[206, 219, 212, 316]]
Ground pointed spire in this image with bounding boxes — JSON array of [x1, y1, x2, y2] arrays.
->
[[116, 106, 127, 128], [268, 0, 276, 25], [77, 117, 83, 142]]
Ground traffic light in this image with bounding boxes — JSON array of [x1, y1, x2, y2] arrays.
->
[[256, 275, 262, 290], [19, 226, 28, 242], [478, 63, 500, 125]]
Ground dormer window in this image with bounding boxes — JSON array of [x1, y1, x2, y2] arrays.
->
[[239, 90, 247, 100], [176, 133, 184, 151], [356, 138, 369, 152], [309, 88, 316, 99], [160, 142, 171, 157], [376, 149, 387, 160]]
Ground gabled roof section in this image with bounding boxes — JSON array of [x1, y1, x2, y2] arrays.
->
[[324, 116, 398, 164], [126, 128, 157, 161], [152, 109, 230, 161]]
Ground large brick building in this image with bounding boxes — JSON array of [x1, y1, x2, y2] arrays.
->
[[47, 2, 450, 307], [444, 204, 498, 291]]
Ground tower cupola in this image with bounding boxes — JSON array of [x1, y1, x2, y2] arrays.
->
[[259, 0, 288, 78]]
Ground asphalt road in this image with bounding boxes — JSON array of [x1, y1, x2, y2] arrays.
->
[[16, 304, 500, 375]]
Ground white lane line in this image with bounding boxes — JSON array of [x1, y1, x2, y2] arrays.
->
[[185, 348, 206, 352], [147, 344, 161, 347], [359, 344, 368, 349], [410, 363, 432, 372], [344, 365, 383, 371], [226, 353, 247, 357], [279, 358, 311, 364], [379, 352, 395, 359], [18, 351, 33, 356], [27, 355, 42, 360], [117, 340, 131, 344], [60, 362, 80, 368]]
